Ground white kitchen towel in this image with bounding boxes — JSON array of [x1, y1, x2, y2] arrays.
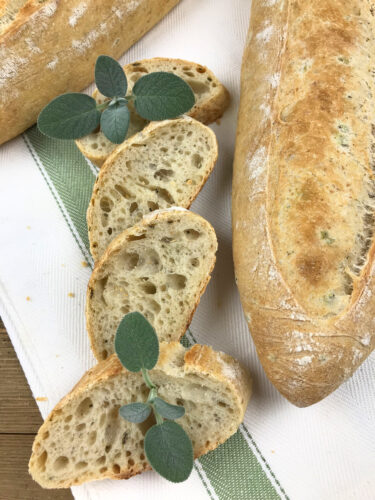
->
[[0, 1, 374, 499]]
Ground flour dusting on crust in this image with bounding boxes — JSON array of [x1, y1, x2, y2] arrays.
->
[[69, 3, 87, 27]]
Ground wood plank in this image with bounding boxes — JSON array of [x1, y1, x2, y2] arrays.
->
[[0, 434, 73, 500], [0, 319, 43, 434], [0, 318, 73, 499]]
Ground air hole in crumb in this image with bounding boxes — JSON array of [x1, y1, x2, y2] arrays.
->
[[96, 456, 106, 465], [37, 450, 48, 469], [76, 423, 86, 432], [120, 252, 140, 270], [107, 228, 112, 235], [99, 467, 107, 473], [153, 187, 175, 204], [101, 349, 108, 360], [54, 456, 69, 471], [112, 464, 121, 474], [88, 431, 97, 445], [190, 257, 199, 267], [167, 274, 187, 290], [75, 461, 88, 470], [105, 445, 111, 453], [126, 451, 131, 457], [147, 201, 159, 211], [218, 401, 228, 408], [187, 79, 209, 95], [42, 431, 49, 440], [76, 397, 93, 417], [154, 169, 174, 181], [130, 202, 138, 214], [141, 282, 157, 294], [64, 415, 72, 423], [92, 143, 98, 150], [115, 184, 134, 199], [140, 453, 145, 460], [100, 197, 114, 213], [127, 233, 146, 242], [128, 459, 135, 466], [192, 153, 203, 169], [184, 229, 201, 240], [148, 299, 161, 314]]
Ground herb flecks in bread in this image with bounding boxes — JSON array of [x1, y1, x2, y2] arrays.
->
[[86, 208, 218, 361], [29, 341, 252, 488], [87, 116, 218, 260], [75, 57, 230, 166], [233, 0, 375, 406]]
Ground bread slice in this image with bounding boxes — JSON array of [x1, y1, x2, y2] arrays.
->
[[75, 57, 230, 166], [86, 208, 217, 361], [29, 342, 252, 489], [87, 117, 218, 261]]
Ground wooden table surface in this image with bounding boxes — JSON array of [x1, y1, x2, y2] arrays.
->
[[0, 317, 73, 500]]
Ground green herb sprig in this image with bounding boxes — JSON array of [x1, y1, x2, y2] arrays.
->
[[115, 312, 194, 483], [37, 55, 195, 144]]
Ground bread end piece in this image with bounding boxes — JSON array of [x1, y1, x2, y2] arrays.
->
[[75, 57, 230, 167]]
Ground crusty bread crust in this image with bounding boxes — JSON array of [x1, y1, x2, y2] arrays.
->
[[87, 117, 218, 261], [29, 342, 252, 488], [0, 0, 180, 145], [86, 208, 218, 360], [75, 57, 230, 167], [233, 0, 375, 407]]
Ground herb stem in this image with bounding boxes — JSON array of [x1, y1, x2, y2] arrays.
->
[[96, 101, 110, 111], [142, 367, 156, 390], [153, 408, 164, 425]]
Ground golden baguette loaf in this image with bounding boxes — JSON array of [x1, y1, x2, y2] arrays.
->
[[29, 342, 252, 488], [0, 0, 180, 145], [233, 0, 375, 407]]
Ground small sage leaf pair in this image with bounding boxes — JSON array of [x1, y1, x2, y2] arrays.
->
[[115, 311, 193, 483], [37, 54, 195, 145], [120, 397, 185, 424]]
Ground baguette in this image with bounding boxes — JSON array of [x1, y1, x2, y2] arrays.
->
[[76, 57, 230, 167], [87, 117, 218, 261], [87, 208, 218, 361], [0, 0, 180, 145], [29, 342, 252, 488], [233, 0, 375, 407]]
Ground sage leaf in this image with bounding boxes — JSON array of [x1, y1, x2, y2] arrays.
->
[[119, 403, 151, 423], [133, 72, 195, 121], [145, 421, 193, 483], [95, 55, 127, 98], [37, 93, 100, 140], [153, 397, 185, 420], [100, 101, 130, 144], [115, 312, 159, 372]]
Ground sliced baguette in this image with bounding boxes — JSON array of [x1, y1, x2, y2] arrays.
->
[[87, 117, 218, 261], [29, 342, 252, 489], [86, 208, 217, 361], [75, 57, 230, 166]]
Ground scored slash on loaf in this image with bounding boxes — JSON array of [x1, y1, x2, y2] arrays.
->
[[87, 116, 218, 261], [75, 57, 230, 166], [86, 208, 218, 361], [29, 342, 252, 488]]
